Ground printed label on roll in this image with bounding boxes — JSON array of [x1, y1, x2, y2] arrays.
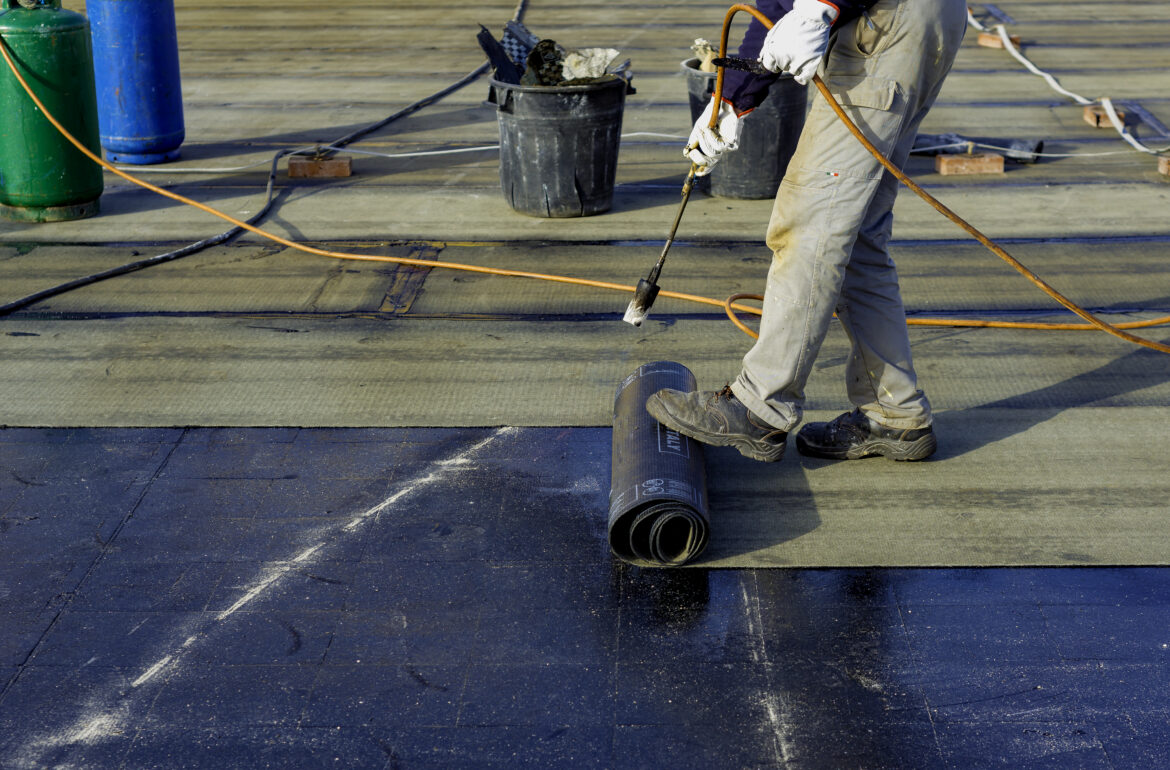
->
[[657, 423, 689, 458]]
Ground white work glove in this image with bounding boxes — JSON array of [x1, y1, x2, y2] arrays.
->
[[685, 97, 742, 176], [760, 0, 838, 85]]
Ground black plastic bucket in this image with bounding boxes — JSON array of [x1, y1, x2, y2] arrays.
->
[[682, 58, 807, 199], [490, 77, 627, 217]]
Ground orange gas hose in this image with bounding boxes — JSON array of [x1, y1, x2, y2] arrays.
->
[[0, 38, 736, 312], [2, 29, 1167, 351]]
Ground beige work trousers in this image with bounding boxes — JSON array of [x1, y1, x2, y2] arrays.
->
[[731, 0, 968, 431]]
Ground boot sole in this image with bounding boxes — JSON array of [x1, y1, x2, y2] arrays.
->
[[646, 401, 786, 463], [796, 432, 937, 462]]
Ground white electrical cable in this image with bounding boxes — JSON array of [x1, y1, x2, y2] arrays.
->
[[111, 145, 320, 174], [621, 132, 690, 140], [1099, 97, 1165, 155], [963, 11, 1170, 157], [913, 142, 971, 153], [977, 141, 1158, 158], [339, 145, 499, 159], [966, 7, 989, 32], [339, 133, 688, 159], [108, 132, 690, 175], [992, 25, 1168, 155], [110, 144, 500, 172], [994, 24, 1093, 106], [117, 136, 1155, 177], [912, 140, 1161, 159]]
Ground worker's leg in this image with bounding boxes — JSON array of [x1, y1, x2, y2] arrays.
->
[[836, 147, 925, 429], [731, 0, 968, 431]]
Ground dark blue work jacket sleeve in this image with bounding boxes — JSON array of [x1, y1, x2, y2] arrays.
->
[[721, 0, 879, 114]]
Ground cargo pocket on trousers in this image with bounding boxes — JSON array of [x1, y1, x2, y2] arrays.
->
[[824, 75, 904, 163], [829, 76, 898, 112]]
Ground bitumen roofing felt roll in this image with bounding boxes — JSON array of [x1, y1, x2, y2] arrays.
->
[[608, 361, 709, 566]]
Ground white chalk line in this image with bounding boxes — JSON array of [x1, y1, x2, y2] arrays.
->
[[740, 577, 796, 765], [216, 428, 513, 622], [130, 656, 173, 689], [66, 711, 127, 747], [10, 428, 516, 766], [340, 473, 437, 533]]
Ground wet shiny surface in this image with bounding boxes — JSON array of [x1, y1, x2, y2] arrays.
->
[[2, 427, 1169, 768]]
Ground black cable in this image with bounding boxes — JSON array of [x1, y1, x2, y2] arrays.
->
[[1, 150, 289, 316], [327, 65, 492, 150], [1, 0, 528, 317]]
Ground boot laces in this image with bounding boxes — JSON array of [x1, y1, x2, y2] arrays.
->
[[830, 409, 870, 439]]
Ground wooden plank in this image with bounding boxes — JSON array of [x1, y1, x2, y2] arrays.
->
[[935, 152, 1006, 175]]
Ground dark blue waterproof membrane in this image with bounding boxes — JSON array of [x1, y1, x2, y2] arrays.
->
[[609, 362, 709, 566], [2, 427, 1170, 768]]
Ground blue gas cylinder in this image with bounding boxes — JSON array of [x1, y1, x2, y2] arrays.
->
[[87, 0, 185, 164]]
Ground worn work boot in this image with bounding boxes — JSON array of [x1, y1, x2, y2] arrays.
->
[[645, 385, 787, 462], [796, 409, 937, 461]]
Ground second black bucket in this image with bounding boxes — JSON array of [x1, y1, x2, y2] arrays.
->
[[490, 76, 627, 217], [682, 58, 807, 200]]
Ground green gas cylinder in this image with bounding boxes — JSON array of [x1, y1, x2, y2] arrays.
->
[[0, 0, 103, 222]]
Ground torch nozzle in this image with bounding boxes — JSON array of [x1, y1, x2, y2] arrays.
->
[[620, 164, 696, 328], [622, 278, 661, 327]]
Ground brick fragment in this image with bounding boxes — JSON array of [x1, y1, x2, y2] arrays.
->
[[935, 152, 1005, 176], [977, 31, 1020, 49], [1159, 156, 1170, 177], [1083, 104, 1127, 128], [288, 155, 353, 178]]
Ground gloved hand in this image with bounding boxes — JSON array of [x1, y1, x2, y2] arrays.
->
[[685, 97, 742, 175], [760, 0, 838, 85]]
